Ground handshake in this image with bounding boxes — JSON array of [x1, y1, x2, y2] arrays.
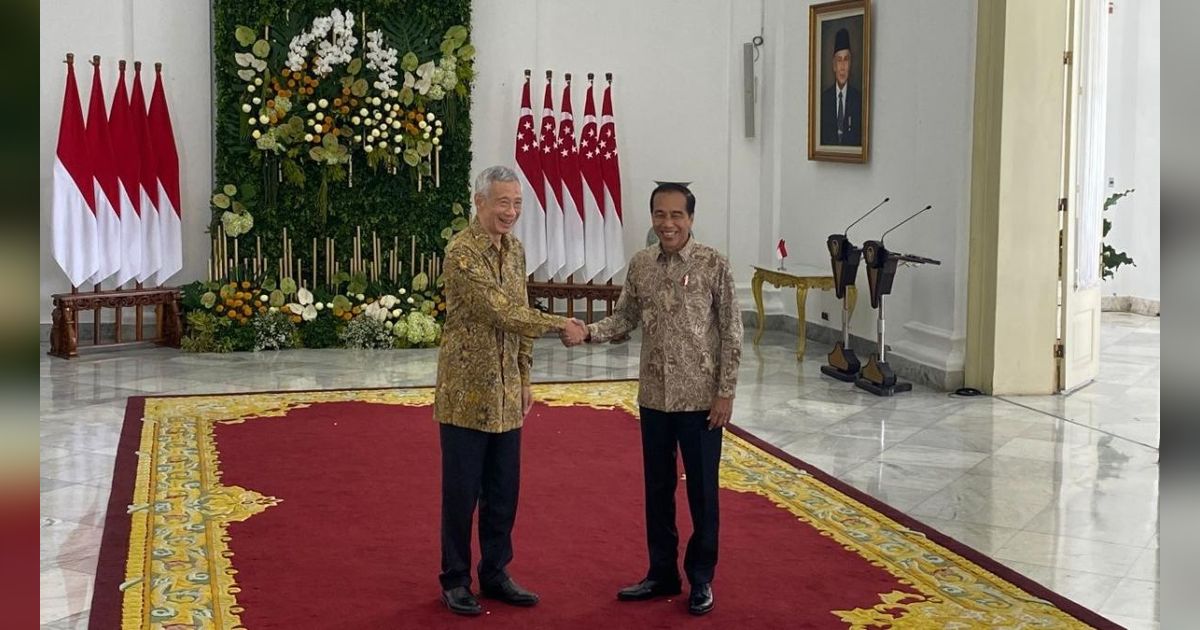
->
[[560, 318, 589, 347]]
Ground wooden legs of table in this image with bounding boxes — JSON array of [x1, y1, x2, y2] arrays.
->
[[794, 285, 810, 359], [751, 272, 766, 345]]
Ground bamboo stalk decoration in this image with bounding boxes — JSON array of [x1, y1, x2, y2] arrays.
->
[[420, 253, 425, 279], [411, 236, 416, 275], [256, 235, 262, 279], [312, 238, 318, 288], [298, 259, 303, 289], [233, 238, 239, 277], [393, 236, 399, 282], [435, 146, 441, 187]]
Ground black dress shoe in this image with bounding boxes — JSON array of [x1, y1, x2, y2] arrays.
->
[[616, 578, 683, 601], [441, 586, 483, 616], [688, 583, 714, 615], [480, 577, 540, 606]]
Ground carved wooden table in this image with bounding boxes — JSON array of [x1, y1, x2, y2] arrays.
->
[[750, 265, 856, 359]]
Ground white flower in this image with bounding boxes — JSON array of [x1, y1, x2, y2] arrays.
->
[[351, 116, 361, 125], [407, 296, 415, 304], [304, 133, 314, 142], [318, 98, 329, 108], [380, 295, 398, 308], [314, 124, 323, 133], [418, 120, 427, 130], [426, 112, 435, 122], [297, 286, 314, 306], [360, 108, 369, 117], [252, 130, 262, 139], [423, 132, 430, 140], [380, 131, 389, 139], [302, 304, 318, 321], [287, 303, 304, 315], [242, 104, 252, 113], [356, 293, 365, 301], [399, 288, 407, 295], [394, 146, 402, 154], [315, 302, 325, 311], [325, 302, 334, 309], [248, 117, 257, 126], [374, 111, 382, 120], [307, 118, 315, 126], [435, 120, 442, 127], [391, 120, 401, 130], [258, 114, 269, 124], [315, 112, 324, 121], [391, 308, 402, 318], [432, 137, 439, 146], [364, 144, 374, 152], [435, 127, 443, 136], [307, 102, 317, 112], [353, 134, 362, 142], [372, 97, 382, 106], [252, 97, 262, 105], [378, 140, 387, 148], [254, 77, 263, 86], [269, 306, 278, 313], [246, 85, 256, 93]]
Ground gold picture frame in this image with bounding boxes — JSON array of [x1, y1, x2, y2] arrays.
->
[[808, 0, 872, 163]]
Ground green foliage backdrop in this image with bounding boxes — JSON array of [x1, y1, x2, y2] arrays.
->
[[211, 0, 472, 279]]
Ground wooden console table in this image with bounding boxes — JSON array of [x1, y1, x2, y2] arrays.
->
[[49, 287, 183, 359], [750, 265, 856, 359]]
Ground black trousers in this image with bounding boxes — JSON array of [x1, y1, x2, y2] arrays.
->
[[639, 406, 723, 586], [439, 423, 521, 590]]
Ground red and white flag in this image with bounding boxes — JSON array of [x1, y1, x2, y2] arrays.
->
[[555, 77, 585, 281], [149, 65, 182, 283], [578, 79, 606, 283], [85, 60, 121, 285], [598, 80, 626, 281], [130, 63, 161, 285], [512, 76, 546, 274], [51, 58, 98, 288], [776, 239, 788, 260], [109, 61, 143, 287], [537, 76, 565, 281]]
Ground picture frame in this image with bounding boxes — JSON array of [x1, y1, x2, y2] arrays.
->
[[808, 0, 872, 163]]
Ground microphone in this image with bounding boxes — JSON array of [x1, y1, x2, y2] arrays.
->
[[844, 197, 890, 237], [881, 204, 933, 242]]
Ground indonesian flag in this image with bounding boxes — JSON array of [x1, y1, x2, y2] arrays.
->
[[51, 58, 98, 288], [598, 81, 626, 281], [555, 78, 585, 281], [85, 61, 121, 285], [777, 239, 788, 260], [512, 77, 546, 274], [109, 62, 143, 287], [537, 76, 565, 281], [578, 80, 606, 283], [130, 64, 161, 285], [149, 65, 182, 283]]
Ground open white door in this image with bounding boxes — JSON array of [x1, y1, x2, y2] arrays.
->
[[1059, 0, 1106, 392]]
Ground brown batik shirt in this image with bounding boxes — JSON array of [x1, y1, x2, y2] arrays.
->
[[587, 237, 743, 412], [433, 218, 567, 433]]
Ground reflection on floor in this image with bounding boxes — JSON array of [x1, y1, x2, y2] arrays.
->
[[39, 312, 1159, 629]]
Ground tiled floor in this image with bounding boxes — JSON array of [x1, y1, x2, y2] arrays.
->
[[39, 312, 1159, 628]]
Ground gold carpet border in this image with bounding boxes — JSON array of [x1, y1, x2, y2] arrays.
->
[[120, 382, 1094, 629]]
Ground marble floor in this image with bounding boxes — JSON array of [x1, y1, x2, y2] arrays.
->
[[40, 312, 1159, 629]]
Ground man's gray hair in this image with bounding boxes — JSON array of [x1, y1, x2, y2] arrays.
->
[[474, 165, 520, 198]]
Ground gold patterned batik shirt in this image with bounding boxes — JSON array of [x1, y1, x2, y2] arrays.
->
[[588, 237, 743, 412], [433, 219, 567, 433]]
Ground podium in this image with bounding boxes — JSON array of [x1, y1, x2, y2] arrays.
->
[[855, 240, 940, 396], [819, 234, 862, 382]]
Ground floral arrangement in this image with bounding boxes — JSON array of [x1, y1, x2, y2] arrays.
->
[[211, 184, 254, 237], [231, 8, 474, 219], [180, 274, 446, 352]]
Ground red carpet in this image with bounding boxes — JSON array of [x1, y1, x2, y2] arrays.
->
[[91, 383, 1122, 629]]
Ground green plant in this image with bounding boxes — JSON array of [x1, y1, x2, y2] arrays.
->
[[181, 311, 235, 353], [1102, 188, 1136, 280], [251, 310, 299, 351], [340, 315, 396, 349], [298, 313, 342, 348]]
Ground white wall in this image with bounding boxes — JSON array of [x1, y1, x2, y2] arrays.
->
[[762, 0, 978, 375], [1103, 0, 1159, 302], [39, 0, 211, 323]]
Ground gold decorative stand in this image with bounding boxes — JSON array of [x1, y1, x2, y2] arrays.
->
[[750, 265, 856, 360]]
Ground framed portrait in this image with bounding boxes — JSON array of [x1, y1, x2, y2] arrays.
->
[[808, 0, 872, 163]]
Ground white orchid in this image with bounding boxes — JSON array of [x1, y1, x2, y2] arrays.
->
[[379, 294, 399, 309]]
